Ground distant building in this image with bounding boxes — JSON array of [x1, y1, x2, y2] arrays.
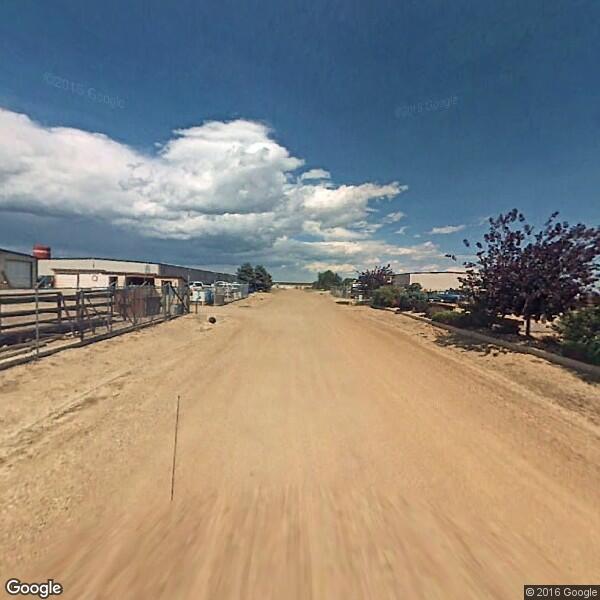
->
[[392, 271, 463, 292], [38, 257, 235, 289], [272, 282, 313, 289], [0, 247, 38, 289]]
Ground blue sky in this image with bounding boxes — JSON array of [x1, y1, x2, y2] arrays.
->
[[0, 0, 599, 279]]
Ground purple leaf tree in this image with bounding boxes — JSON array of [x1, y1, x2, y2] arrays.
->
[[458, 210, 600, 335], [357, 264, 394, 294]]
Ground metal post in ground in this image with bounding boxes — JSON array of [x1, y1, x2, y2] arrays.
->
[[34, 285, 40, 359], [78, 289, 84, 342], [170, 394, 181, 502], [108, 288, 113, 332]]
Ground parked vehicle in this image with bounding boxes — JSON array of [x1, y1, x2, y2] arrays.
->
[[428, 292, 463, 304], [189, 281, 213, 304], [350, 282, 366, 299]]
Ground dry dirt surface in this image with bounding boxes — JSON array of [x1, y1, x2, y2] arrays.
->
[[1, 289, 599, 599]]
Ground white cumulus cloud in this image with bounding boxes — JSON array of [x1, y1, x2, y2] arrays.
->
[[0, 107, 449, 277]]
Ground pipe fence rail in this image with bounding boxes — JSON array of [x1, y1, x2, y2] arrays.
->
[[0, 280, 252, 370], [0, 284, 189, 367]]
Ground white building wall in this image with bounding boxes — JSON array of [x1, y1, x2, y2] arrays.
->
[[77, 273, 110, 288], [39, 258, 160, 277], [39, 258, 235, 288], [54, 273, 80, 288], [392, 272, 463, 291], [410, 272, 462, 291]]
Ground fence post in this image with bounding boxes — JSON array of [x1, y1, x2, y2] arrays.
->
[[78, 289, 84, 342], [109, 288, 114, 332], [133, 288, 138, 328], [35, 286, 40, 359]]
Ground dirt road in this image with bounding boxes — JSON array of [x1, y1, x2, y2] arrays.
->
[[1, 290, 599, 598]]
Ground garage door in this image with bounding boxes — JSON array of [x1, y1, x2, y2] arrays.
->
[[5, 259, 33, 288]]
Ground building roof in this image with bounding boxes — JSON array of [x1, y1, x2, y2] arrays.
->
[[38, 256, 235, 281], [44, 256, 215, 271], [394, 270, 465, 275], [0, 247, 35, 259]]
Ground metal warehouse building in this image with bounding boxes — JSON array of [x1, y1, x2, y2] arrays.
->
[[0, 247, 38, 289], [38, 257, 235, 289], [392, 271, 464, 291]]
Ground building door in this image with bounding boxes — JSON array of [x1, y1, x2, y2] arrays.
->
[[5, 259, 33, 288]]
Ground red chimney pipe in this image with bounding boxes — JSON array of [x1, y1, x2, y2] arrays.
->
[[33, 244, 51, 259]]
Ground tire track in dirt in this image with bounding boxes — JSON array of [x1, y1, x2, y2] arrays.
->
[[1, 290, 599, 598]]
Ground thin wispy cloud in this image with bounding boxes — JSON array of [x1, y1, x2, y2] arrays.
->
[[300, 168, 331, 181], [428, 224, 466, 235], [381, 210, 405, 225]]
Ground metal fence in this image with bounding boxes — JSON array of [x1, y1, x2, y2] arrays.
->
[[212, 282, 250, 306], [330, 285, 352, 299], [0, 284, 189, 365], [0, 280, 254, 369]]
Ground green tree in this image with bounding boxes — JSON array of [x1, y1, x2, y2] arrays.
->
[[254, 265, 273, 291], [314, 270, 342, 290], [236, 263, 255, 285]]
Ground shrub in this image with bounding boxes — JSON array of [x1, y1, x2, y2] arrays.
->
[[371, 284, 429, 311], [431, 310, 468, 327], [431, 309, 510, 331], [560, 340, 600, 365], [463, 303, 496, 328], [396, 283, 428, 312], [554, 306, 600, 365], [371, 286, 399, 308], [491, 317, 521, 335]]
